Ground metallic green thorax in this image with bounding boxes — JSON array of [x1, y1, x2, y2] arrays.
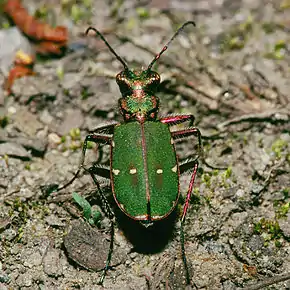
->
[[111, 121, 179, 221]]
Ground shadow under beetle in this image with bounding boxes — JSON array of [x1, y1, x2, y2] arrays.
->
[[57, 21, 204, 285]]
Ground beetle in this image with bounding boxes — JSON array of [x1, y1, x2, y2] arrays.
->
[[57, 21, 203, 285]]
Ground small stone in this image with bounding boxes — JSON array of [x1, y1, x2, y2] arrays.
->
[[12, 108, 43, 137], [45, 215, 65, 227], [0, 283, 8, 290], [64, 220, 126, 271], [16, 273, 33, 287], [43, 249, 63, 277], [0, 218, 11, 231], [19, 188, 34, 199], [235, 189, 245, 198], [57, 109, 84, 136], [23, 251, 42, 268], [39, 109, 54, 125], [14, 136, 47, 156], [48, 133, 62, 147], [278, 214, 290, 238], [7, 106, 16, 114], [2, 228, 17, 241], [0, 142, 31, 159]]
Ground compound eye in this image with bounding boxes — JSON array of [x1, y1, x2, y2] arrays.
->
[[116, 72, 126, 84], [150, 72, 160, 84]]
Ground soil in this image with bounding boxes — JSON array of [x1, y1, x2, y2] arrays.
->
[[0, 0, 290, 289]]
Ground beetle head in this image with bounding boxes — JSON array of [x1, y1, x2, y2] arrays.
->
[[86, 21, 196, 123], [116, 68, 160, 123]]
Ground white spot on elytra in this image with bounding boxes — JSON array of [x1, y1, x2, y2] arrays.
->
[[129, 168, 137, 174], [156, 169, 163, 174], [111, 141, 115, 147], [171, 165, 177, 173], [113, 169, 120, 175], [170, 138, 174, 145]]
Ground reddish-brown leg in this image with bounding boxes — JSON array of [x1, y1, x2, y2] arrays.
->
[[171, 127, 201, 220], [160, 114, 195, 127], [171, 126, 201, 285]]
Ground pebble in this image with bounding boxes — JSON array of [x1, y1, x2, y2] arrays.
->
[[42, 248, 63, 277], [0, 142, 31, 159]]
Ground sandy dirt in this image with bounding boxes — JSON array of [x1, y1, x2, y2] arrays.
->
[[0, 0, 289, 289]]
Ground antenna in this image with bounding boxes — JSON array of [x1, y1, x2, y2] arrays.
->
[[147, 21, 196, 71], [86, 27, 129, 70]]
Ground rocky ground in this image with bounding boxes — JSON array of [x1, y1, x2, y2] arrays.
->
[[0, 0, 289, 289]]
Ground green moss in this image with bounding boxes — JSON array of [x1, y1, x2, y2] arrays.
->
[[136, 7, 150, 19], [110, 0, 124, 18], [56, 66, 64, 81], [262, 22, 277, 33], [224, 167, 232, 179], [34, 5, 49, 20], [8, 198, 30, 225], [83, 0, 93, 8], [201, 172, 212, 188], [220, 166, 234, 188], [200, 166, 234, 191], [69, 128, 81, 140], [24, 163, 31, 170], [71, 4, 84, 23], [59, 129, 92, 152], [280, 0, 290, 9], [191, 190, 202, 211], [254, 218, 282, 245], [86, 141, 95, 149], [271, 138, 287, 159], [221, 16, 253, 52], [276, 202, 290, 218], [1, 20, 11, 29], [16, 227, 24, 242], [227, 36, 245, 50], [126, 17, 138, 30], [265, 40, 287, 60], [282, 188, 290, 199], [0, 116, 9, 128], [61, 1, 93, 23], [81, 86, 91, 100]]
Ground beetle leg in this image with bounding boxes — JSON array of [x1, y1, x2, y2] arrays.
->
[[79, 164, 115, 285], [171, 127, 201, 285], [75, 132, 115, 285], [57, 130, 114, 191], [172, 126, 203, 162], [172, 127, 223, 170], [48, 125, 117, 283], [89, 121, 119, 134], [160, 114, 195, 127], [180, 161, 199, 285], [85, 164, 111, 179], [83, 165, 113, 218], [171, 128, 202, 220]]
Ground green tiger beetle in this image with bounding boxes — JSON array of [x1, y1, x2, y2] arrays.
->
[[57, 21, 205, 285]]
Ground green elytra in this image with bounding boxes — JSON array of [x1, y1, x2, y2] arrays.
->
[[112, 121, 179, 220], [56, 21, 201, 285]]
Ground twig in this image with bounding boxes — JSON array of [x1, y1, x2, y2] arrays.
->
[[240, 272, 290, 290], [217, 108, 290, 130]]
